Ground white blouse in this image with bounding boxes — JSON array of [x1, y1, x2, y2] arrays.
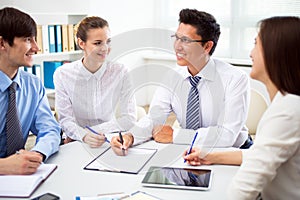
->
[[53, 59, 136, 141], [228, 92, 300, 199]]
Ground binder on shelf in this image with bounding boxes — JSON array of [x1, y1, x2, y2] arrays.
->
[[43, 61, 63, 89], [41, 25, 49, 54], [36, 25, 43, 54], [48, 25, 56, 53], [68, 24, 75, 51], [55, 25, 62, 53], [61, 24, 69, 52]]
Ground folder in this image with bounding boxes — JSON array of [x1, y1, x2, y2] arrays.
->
[[84, 147, 157, 174], [36, 25, 43, 54], [48, 25, 56, 53], [67, 24, 75, 51], [55, 25, 62, 53], [0, 164, 57, 198], [61, 24, 69, 52], [41, 25, 49, 54], [43, 61, 63, 89]]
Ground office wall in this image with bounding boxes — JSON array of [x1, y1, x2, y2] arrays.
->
[[0, 0, 90, 14], [1, 1, 263, 106]]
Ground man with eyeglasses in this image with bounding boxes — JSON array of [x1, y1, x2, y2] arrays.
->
[[111, 9, 251, 152]]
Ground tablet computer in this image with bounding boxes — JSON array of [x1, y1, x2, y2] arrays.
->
[[141, 166, 212, 191]]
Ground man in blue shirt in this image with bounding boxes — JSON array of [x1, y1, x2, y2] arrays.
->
[[0, 7, 61, 175]]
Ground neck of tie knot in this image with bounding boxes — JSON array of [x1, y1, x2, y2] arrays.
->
[[9, 82, 17, 93], [188, 76, 201, 87]]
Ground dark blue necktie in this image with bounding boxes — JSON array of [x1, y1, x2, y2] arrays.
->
[[186, 76, 201, 130], [6, 82, 24, 156]]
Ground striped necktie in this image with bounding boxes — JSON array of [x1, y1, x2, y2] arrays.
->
[[186, 76, 201, 130], [6, 82, 24, 156]]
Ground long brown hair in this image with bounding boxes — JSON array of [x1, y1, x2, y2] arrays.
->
[[259, 16, 300, 95]]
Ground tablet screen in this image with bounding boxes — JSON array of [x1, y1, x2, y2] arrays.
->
[[141, 166, 212, 191]]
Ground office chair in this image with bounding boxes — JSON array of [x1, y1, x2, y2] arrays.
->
[[246, 89, 268, 136]]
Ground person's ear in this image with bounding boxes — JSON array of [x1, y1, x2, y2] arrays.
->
[[204, 41, 214, 54], [77, 38, 85, 50], [0, 36, 6, 50]]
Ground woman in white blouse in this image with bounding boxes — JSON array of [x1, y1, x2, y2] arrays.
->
[[183, 16, 300, 199], [54, 16, 136, 147]]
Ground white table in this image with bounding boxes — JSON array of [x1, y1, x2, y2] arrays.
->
[[5, 141, 239, 200]]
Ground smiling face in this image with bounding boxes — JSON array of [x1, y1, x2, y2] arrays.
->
[[250, 35, 269, 84], [3, 36, 38, 68], [78, 26, 111, 66], [174, 23, 213, 76]]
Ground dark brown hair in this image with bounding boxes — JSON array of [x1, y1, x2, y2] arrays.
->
[[179, 9, 220, 55], [0, 7, 37, 46], [259, 16, 300, 95]]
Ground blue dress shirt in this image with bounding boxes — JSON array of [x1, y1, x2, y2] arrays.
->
[[0, 69, 61, 159]]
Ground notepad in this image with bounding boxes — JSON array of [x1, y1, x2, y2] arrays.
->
[[0, 163, 57, 198], [84, 147, 157, 174]]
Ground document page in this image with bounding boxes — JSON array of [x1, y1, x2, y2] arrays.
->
[[0, 163, 57, 197], [84, 147, 157, 174]]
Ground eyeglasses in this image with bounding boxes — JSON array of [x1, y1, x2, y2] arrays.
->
[[171, 34, 209, 45]]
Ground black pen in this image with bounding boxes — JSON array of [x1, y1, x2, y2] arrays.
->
[[119, 132, 126, 155]]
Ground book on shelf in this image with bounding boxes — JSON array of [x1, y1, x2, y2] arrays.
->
[[37, 23, 78, 54], [36, 25, 43, 54], [55, 25, 63, 53], [48, 25, 56, 53], [0, 163, 57, 198], [41, 24, 50, 54], [43, 60, 71, 89], [68, 24, 75, 51], [62, 24, 69, 52]]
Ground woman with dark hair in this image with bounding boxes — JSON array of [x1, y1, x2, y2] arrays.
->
[[183, 16, 300, 199]]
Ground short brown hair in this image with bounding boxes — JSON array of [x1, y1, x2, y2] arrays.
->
[[259, 16, 300, 95]]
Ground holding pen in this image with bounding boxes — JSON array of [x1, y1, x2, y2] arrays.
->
[[184, 131, 198, 163], [119, 132, 126, 156], [84, 126, 110, 148]]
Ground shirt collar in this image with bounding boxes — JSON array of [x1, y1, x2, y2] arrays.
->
[[0, 69, 21, 92], [181, 58, 216, 81], [198, 58, 216, 81], [79, 59, 108, 81]]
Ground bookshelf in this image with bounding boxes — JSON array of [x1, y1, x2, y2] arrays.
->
[[30, 13, 86, 81], [1, 1, 88, 84]]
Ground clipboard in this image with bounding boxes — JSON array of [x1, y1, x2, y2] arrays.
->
[[84, 147, 157, 174]]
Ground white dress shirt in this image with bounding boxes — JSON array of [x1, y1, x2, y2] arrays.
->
[[228, 92, 300, 200], [53, 59, 136, 141], [131, 58, 250, 147]]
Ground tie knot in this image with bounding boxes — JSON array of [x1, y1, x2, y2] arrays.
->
[[9, 82, 17, 92], [188, 76, 201, 87]]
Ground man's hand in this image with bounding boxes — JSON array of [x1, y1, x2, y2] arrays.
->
[[83, 129, 106, 148], [0, 150, 42, 175], [152, 125, 173, 143]]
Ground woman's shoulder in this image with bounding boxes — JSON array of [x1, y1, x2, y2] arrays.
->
[[273, 93, 300, 118]]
